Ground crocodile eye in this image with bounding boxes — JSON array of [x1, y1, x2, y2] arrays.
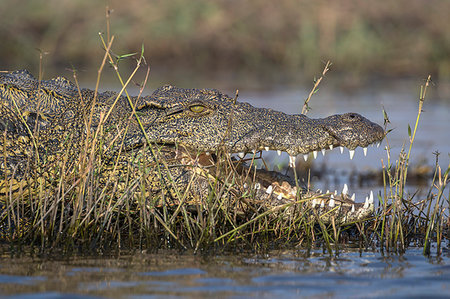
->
[[189, 105, 205, 113], [343, 113, 360, 121]]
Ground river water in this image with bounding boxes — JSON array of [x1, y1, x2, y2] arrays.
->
[[0, 246, 449, 298], [1, 80, 449, 298]]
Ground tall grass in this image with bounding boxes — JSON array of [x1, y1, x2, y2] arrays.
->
[[2, 21, 448, 255], [372, 76, 449, 255]]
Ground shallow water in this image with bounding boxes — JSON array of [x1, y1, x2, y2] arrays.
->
[[2, 82, 449, 298], [0, 245, 449, 298]]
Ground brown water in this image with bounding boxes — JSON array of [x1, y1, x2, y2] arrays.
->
[[1, 82, 449, 298]]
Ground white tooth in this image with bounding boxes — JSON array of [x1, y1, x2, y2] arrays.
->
[[351, 204, 355, 213], [321, 149, 326, 156], [312, 198, 317, 208], [277, 193, 283, 200], [289, 155, 296, 167], [303, 154, 308, 161], [238, 152, 245, 158], [334, 190, 338, 195], [351, 193, 355, 202], [340, 146, 344, 154], [377, 142, 380, 148], [264, 146, 269, 151], [369, 190, 374, 204], [317, 189, 322, 193], [313, 151, 318, 159], [342, 184, 348, 195], [243, 183, 248, 189], [326, 190, 330, 194], [349, 149, 355, 160], [255, 183, 261, 190], [266, 185, 273, 194], [329, 195, 335, 207], [363, 147, 368, 156], [206, 151, 210, 155], [329, 145, 334, 150], [363, 196, 369, 209], [320, 200, 325, 208], [277, 150, 282, 156]]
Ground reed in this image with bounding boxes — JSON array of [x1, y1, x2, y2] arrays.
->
[[2, 22, 448, 256], [372, 76, 449, 255]]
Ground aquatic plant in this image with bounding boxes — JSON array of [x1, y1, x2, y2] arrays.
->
[[2, 14, 448, 256]]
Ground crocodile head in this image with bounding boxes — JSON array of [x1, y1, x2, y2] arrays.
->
[[136, 85, 384, 157], [0, 69, 385, 227], [131, 85, 385, 224]]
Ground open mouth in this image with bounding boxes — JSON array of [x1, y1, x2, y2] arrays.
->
[[176, 139, 381, 224]]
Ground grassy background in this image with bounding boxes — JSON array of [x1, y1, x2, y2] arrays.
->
[[1, 0, 449, 86]]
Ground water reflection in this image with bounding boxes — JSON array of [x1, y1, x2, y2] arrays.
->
[[0, 246, 449, 298], [1, 83, 449, 298]]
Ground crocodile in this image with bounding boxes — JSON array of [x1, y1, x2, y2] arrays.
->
[[0, 70, 384, 240]]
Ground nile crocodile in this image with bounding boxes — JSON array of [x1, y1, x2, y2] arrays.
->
[[0, 70, 384, 239]]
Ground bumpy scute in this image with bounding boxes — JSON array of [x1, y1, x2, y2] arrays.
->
[[0, 70, 384, 240]]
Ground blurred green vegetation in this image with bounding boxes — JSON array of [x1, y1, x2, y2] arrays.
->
[[1, 0, 449, 83]]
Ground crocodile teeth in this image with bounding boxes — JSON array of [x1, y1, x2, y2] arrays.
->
[[342, 183, 348, 195], [349, 149, 355, 160], [264, 146, 269, 151], [313, 151, 318, 159], [289, 155, 296, 167], [238, 152, 245, 158], [277, 150, 282, 156], [277, 193, 283, 200], [351, 204, 355, 213], [350, 193, 355, 202], [312, 198, 317, 208], [328, 195, 335, 207], [320, 200, 325, 208], [303, 154, 308, 161], [266, 185, 273, 194], [340, 146, 344, 154], [369, 190, 374, 204], [363, 196, 369, 209], [329, 145, 334, 150], [321, 149, 326, 156], [363, 147, 368, 156]]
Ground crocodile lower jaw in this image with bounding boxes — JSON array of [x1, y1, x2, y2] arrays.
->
[[175, 145, 376, 224]]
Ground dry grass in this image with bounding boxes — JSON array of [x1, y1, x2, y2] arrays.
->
[[1, 13, 449, 256]]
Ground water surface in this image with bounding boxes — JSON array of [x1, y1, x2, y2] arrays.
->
[[1, 246, 449, 298], [2, 82, 449, 298]]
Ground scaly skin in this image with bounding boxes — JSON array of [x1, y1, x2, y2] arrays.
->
[[138, 85, 384, 156], [0, 70, 385, 240]]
